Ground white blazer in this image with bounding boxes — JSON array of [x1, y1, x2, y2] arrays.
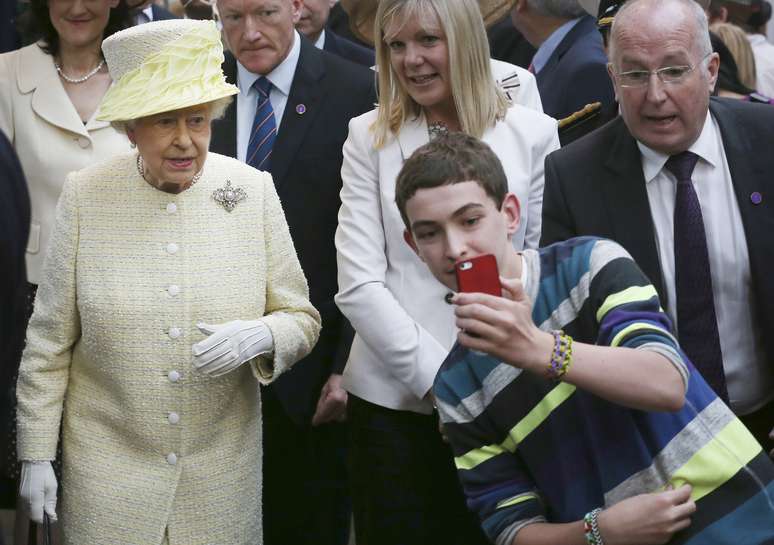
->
[[335, 101, 559, 414], [0, 43, 131, 284]]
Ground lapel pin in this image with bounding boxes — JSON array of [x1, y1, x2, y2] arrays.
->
[[751, 192, 762, 205], [295, 104, 307, 115]]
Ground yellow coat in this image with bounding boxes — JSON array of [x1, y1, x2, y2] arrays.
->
[[16, 152, 321, 545]]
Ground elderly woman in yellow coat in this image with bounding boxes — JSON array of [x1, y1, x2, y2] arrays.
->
[[15, 19, 320, 545]]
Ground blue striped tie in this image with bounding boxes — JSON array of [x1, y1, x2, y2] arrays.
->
[[246, 77, 276, 172]]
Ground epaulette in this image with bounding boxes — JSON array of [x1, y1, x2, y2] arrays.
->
[[558, 102, 603, 131]]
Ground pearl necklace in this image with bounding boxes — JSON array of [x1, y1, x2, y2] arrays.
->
[[136, 154, 203, 191], [55, 59, 105, 84]]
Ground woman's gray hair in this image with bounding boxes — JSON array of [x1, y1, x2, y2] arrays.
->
[[111, 96, 233, 134]]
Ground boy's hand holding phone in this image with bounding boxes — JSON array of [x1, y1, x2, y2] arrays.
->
[[452, 273, 554, 374]]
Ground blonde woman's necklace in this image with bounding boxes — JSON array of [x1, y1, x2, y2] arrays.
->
[[55, 59, 105, 84], [428, 121, 449, 140]]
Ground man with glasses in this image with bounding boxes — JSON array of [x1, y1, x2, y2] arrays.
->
[[541, 0, 774, 456]]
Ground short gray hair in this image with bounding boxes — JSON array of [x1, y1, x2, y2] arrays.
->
[[526, 0, 586, 19], [610, 0, 712, 62], [111, 96, 233, 134]]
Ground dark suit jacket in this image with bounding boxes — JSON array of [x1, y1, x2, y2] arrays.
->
[[211, 37, 376, 426], [536, 15, 615, 120], [0, 129, 29, 386], [324, 30, 374, 68], [541, 97, 774, 371], [487, 16, 536, 70], [151, 3, 177, 20]]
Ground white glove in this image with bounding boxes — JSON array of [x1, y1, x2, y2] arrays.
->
[[19, 461, 58, 523], [192, 320, 274, 377]]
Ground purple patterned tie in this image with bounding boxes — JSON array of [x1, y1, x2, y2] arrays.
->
[[666, 151, 729, 403]]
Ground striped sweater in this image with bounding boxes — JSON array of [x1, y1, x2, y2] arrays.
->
[[434, 237, 774, 545]]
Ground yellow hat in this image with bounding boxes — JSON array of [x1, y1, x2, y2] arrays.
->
[[97, 19, 238, 122]]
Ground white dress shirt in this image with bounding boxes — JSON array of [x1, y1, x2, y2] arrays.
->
[[236, 30, 301, 162], [639, 111, 773, 414], [314, 29, 326, 50]]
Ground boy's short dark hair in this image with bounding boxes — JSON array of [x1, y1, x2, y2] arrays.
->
[[395, 133, 508, 229]]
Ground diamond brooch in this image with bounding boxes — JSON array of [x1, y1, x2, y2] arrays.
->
[[212, 180, 246, 212]]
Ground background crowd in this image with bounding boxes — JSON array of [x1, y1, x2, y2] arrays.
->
[[0, 0, 773, 544]]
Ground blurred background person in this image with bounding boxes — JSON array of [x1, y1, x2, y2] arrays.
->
[[297, 0, 375, 66], [509, 0, 615, 119], [16, 19, 320, 545], [710, 25, 774, 101], [0, 0, 131, 536], [712, 20, 758, 88], [710, 0, 774, 96], [127, 0, 177, 23], [334, 0, 559, 543]]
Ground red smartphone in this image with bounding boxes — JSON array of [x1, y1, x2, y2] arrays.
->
[[455, 254, 501, 296]]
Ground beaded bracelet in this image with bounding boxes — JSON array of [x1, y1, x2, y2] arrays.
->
[[583, 508, 604, 545], [547, 330, 573, 380]]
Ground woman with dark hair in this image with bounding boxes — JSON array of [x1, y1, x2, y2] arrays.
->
[[0, 0, 133, 533]]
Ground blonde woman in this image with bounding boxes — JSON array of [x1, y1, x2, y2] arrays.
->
[[334, 0, 559, 543], [16, 19, 320, 545], [711, 22, 758, 90]]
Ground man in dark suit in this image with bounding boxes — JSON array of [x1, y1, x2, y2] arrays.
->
[[210, 1, 376, 543], [510, 0, 615, 119], [0, 129, 30, 539], [541, 0, 774, 455], [129, 0, 178, 24], [297, 0, 375, 66]]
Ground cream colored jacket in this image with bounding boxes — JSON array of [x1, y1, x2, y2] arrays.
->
[[336, 104, 559, 414], [16, 152, 320, 545], [0, 43, 131, 284]]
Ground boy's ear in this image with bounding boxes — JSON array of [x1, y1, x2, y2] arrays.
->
[[501, 193, 521, 237], [403, 228, 421, 258]]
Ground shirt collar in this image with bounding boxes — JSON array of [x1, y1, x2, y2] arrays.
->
[[236, 30, 301, 97], [315, 29, 326, 50], [637, 110, 719, 183], [531, 17, 582, 74]]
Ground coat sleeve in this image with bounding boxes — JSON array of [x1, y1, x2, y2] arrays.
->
[[16, 175, 81, 461], [435, 367, 547, 545], [253, 177, 321, 384], [522, 117, 560, 250], [335, 118, 449, 399]]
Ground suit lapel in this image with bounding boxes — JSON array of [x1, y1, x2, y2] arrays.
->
[[602, 118, 666, 297], [395, 115, 429, 162], [20, 45, 89, 138], [536, 16, 593, 86], [210, 54, 238, 158], [271, 38, 326, 185], [711, 99, 774, 284]]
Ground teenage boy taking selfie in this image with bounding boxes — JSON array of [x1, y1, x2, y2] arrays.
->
[[395, 133, 774, 545]]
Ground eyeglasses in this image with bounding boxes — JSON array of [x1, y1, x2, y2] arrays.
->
[[611, 53, 712, 88]]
